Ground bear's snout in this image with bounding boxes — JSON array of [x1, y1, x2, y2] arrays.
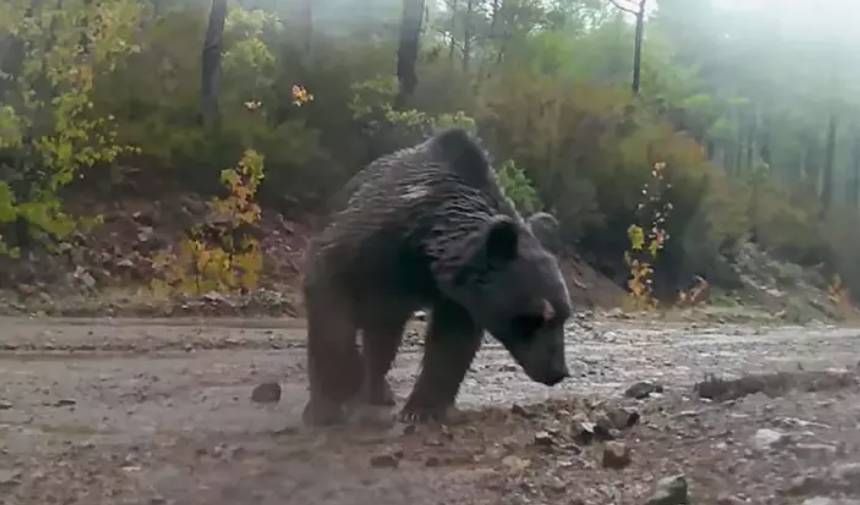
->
[[537, 362, 569, 386]]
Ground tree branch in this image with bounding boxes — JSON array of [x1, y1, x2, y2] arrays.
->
[[608, 0, 638, 15]]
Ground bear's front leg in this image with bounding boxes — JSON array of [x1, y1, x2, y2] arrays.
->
[[400, 298, 482, 423], [302, 285, 361, 427], [358, 308, 412, 406]]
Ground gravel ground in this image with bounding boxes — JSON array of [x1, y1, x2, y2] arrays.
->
[[1, 315, 859, 505]]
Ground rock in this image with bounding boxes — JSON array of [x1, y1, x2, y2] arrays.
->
[[0, 401, 11, 410], [502, 455, 531, 472], [116, 258, 135, 270], [601, 441, 631, 469], [607, 406, 640, 429], [751, 428, 789, 451], [511, 403, 535, 418], [0, 469, 21, 486], [425, 456, 440, 467], [644, 475, 689, 505], [251, 383, 281, 403], [202, 291, 228, 304], [534, 431, 554, 447], [137, 226, 155, 243], [717, 494, 743, 505], [625, 381, 663, 399], [833, 462, 860, 490], [73, 266, 97, 290], [785, 474, 829, 496], [802, 498, 838, 505], [369, 453, 400, 468], [791, 443, 837, 459], [16, 284, 37, 297], [572, 414, 596, 445], [55, 398, 77, 407]]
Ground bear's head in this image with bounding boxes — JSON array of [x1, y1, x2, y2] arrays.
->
[[447, 215, 572, 386]]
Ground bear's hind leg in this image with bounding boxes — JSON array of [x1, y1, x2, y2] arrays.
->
[[302, 286, 360, 426], [400, 298, 482, 423]]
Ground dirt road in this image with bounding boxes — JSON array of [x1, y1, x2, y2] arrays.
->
[[1, 316, 859, 505]]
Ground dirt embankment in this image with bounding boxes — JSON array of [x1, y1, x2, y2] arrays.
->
[[0, 194, 628, 318]]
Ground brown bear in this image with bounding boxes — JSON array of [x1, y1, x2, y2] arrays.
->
[[302, 128, 571, 425]]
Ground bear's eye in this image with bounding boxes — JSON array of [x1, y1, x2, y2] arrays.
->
[[512, 314, 544, 337]]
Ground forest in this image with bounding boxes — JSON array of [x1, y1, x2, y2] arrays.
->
[[1, 0, 860, 310]]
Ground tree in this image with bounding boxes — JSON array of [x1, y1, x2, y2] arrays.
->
[[609, 0, 646, 95], [821, 112, 838, 214], [396, 0, 425, 103], [201, 0, 228, 127]]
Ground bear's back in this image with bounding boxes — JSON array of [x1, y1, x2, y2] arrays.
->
[[305, 129, 522, 296]]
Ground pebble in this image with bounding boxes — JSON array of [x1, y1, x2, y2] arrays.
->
[[511, 404, 534, 418], [644, 474, 689, 505], [791, 443, 837, 459], [534, 431, 554, 447], [625, 381, 663, 399], [502, 455, 530, 472], [751, 428, 789, 451], [251, 383, 281, 403], [717, 494, 743, 505], [369, 453, 400, 468], [0, 469, 21, 486], [607, 406, 641, 429], [572, 414, 596, 444], [601, 441, 631, 469], [0, 401, 12, 410]]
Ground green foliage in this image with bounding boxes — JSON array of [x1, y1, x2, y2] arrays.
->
[[0, 0, 142, 254], [350, 75, 476, 137], [497, 160, 541, 216]]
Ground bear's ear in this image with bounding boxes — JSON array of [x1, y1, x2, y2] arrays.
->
[[483, 216, 519, 264]]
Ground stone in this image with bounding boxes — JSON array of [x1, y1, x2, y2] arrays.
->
[[607, 406, 641, 429], [791, 443, 837, 459], [0, 469, 21, 486], [601, 441, 631, 469], [751, 428, 789, 451], [572, 414, 596, 445], [251, 383, 281, 403], [644, 474, 689, 505], [833, 462, 860, 491], [511, 403, 535, 418], [502, 455, 531, 472], [534, 431, 554, 447], [625, 381, 663, 399], [370, 453, 400, 468]]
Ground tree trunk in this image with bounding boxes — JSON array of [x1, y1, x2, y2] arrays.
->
[[300, 0, 312, 57], [759, 120, 771, 167], [448, 0, 458, 64], [745, 111, 756, 172], [821, 113, 838, 214], [490, 0, 500, 37], [850, 134, 860, 208], [200, 0, 228, 128], [462, 0, 474, 73], [631, 0, 646, 95], [396, 0, 425, 103], [733, 112, 744, 176]]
